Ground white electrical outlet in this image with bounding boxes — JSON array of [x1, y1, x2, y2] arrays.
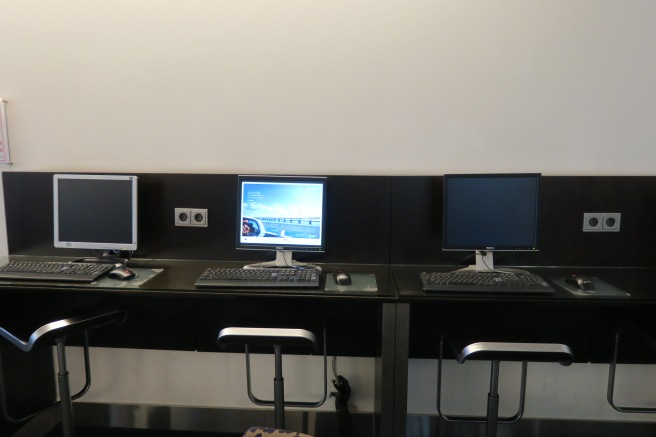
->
[[602, 213, 621, 231], [175, 208, 192, 226], [583, 212, 621, 232], [175, 208, 207, 227], [190, 209, 208, 227], [583, 213, 603, 231]]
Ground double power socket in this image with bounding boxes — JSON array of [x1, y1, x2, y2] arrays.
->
[[583, 212, 621, 232], [175, 208, 208, 227]]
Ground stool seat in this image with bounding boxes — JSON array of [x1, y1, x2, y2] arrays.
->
[[218, 327, 317, 349], [437, 336, 574, 437], [1, 308, 126, 437], [1, 310, 127, 352], [218, 326, 327, 431], [459, 341, 574, 364]]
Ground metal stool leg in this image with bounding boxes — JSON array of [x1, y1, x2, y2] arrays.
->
[[273, 345, 285, 429], [486, 360, 500, 437], [55, 338, 75, 437]]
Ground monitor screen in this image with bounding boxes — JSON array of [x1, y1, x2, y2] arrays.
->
[[237, 175, 326, 254], [443, 173, 541, 252], [53, 174, 138, 252]]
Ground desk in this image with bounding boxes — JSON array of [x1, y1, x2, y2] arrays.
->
[[0, 258, 398, 437], [4, 261, 656, 437], [392, 265, 656, 436]]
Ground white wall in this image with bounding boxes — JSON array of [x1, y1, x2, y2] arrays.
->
[[2, 0, 656, 422], [1, 1, 655, 177]]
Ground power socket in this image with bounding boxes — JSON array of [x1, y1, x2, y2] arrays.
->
[[583, 213, 603, 231], [175, 208, 208, 227], [190, 209, 208, 227], [175, 208, 191, 226], [602, 212, 621, 231], [583, 212, 621, 232]]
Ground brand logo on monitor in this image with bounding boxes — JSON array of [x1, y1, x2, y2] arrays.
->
[[276, 246, 285, 250], [485, 246, 495, 250]]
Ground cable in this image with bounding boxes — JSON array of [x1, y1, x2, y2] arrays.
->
[[331, 372, 353, 437]]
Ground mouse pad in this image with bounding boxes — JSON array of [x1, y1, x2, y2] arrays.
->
[[324, 273, 378, 293], [91, 268, 163, 288], [550, 277, 630, 298]]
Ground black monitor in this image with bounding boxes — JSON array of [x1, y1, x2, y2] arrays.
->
[[237, 174, 327, 269], [53, 174, 138, 260], [442, 173, 541, 272]]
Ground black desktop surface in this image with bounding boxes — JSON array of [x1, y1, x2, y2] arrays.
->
[[393, 264, 656, 364], [392, 265, 656, 302], [0, 256, 396, 300], [0, 257, 397, 357]]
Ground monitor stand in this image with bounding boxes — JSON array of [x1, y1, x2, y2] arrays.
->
[[456, 251, 529, 275], [73, 251, 129, 266], [243, 250, 321, 271]]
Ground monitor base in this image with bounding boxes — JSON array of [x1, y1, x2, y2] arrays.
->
[[456, 251, 529, 275], [72, 250, 131, 266], [243, 250, 321, 271]]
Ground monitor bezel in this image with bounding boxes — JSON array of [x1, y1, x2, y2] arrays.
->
[[53, 174, 138, 251], [442, 173, 541, 252], [236, 174, 327, 254]]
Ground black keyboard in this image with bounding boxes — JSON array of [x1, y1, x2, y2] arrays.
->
[[0, 261, 114, 283], [195, 267, 320, 288], [420, 271, 554, 294]]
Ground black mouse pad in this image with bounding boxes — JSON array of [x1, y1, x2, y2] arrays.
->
[[550, 277, 630, 298], [324, 273, 378, 292], [91, 268, 163, 288]]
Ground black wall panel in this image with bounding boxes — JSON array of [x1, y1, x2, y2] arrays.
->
[[4, 172, 656, 267], [390, 176, 656, 268], [3, 173, 391, 265]]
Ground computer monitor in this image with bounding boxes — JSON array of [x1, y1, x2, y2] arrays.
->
[[442, 173, 541, 272], [237, 175, 327, 269], [53, 174, 138, 261]]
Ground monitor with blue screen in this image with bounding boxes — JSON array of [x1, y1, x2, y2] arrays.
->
[[237, 175, 327, 270]]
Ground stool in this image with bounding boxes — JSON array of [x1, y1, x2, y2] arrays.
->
[[217, 327, 327, 430], [0, 308, 127, 437], [607, 319, 656, 413], [437, 336, 574, 437]]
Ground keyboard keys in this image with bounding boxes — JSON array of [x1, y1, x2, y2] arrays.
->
[[0, 261, 114, 283], [195, 267, 320, 288], [420, 271, 554, 294]]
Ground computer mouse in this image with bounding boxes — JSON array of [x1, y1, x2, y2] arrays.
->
[[565, 275, 595, 292], [334, 271, 351, 285], [108, 266, 136, 280]]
